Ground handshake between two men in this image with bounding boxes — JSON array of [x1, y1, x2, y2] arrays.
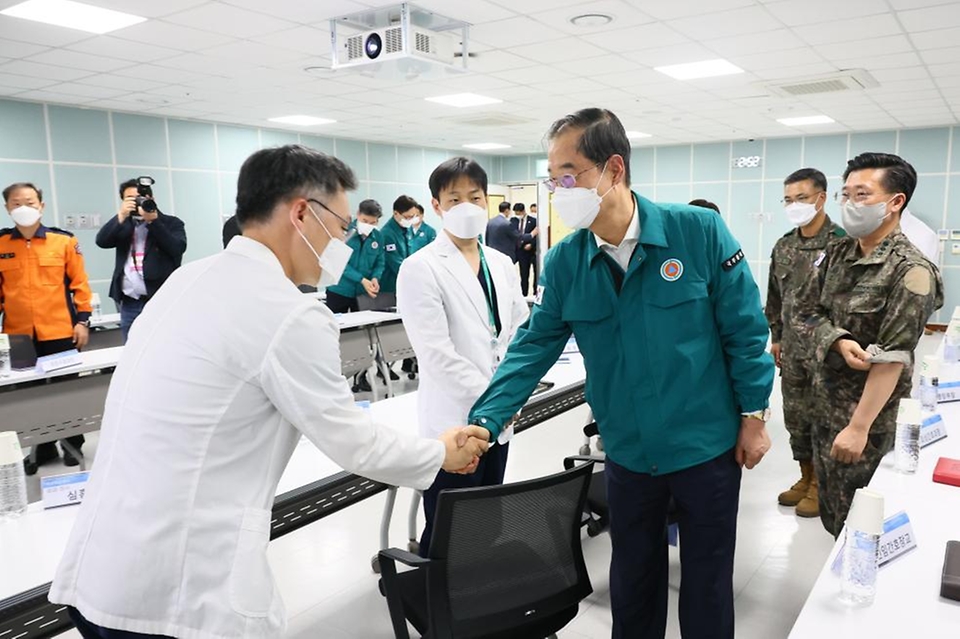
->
[[439, 426, 492, 474]]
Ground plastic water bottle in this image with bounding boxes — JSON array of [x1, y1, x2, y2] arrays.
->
[[0, 432, 28, 520], [91, 293, 102, 320], [840, 488, 884, 606], [944, 308, 960, 363], [920, 355, 939, 413], [0, 334, 10, 378], [895, 398, 921, 474]]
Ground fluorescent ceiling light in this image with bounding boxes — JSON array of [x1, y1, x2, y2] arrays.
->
[[777, 115, 835, 126], [0, 0, 146, 34], [425, 93, 502, 108], [626, 131, 652, 139], [463, 143, 511, 150], [654, 58, 744, 81], [268, 115, 336, 126]]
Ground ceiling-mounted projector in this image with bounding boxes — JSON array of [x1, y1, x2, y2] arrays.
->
[[329, 3, 469, 79]]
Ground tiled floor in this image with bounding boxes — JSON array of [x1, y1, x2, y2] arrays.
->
[[38, 335, 942, 638]]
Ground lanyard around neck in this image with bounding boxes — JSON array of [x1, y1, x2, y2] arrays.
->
[[477, 246, 498, 338]]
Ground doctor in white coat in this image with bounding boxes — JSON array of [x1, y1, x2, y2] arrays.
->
[[48, 146, 489, 639], [397, 157, 529, 556]]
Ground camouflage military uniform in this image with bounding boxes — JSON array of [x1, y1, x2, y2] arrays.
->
[[797, 227, 943, 537], [765, 216, 845, 462]]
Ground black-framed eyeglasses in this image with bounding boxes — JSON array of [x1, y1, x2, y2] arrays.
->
[[542, 161, 602, 193], [308, 198, 355, 240]]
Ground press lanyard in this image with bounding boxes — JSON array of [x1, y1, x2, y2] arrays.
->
[[477, 246, 498, 343]]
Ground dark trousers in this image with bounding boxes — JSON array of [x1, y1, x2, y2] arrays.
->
[[325, 290, 358, 314], [518, 253, 536, 296], [419, 442, 509, 557], [119, 295, 147, 344], [34, 338, 84, 458], [606, 450, 741, 639], [68, 607, 173, 639]]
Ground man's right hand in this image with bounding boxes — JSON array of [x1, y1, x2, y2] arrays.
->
[[770, 343, 781, 368], [439, 426, 490, 474], [832, 338, 872, 371], [361, 278, 378, 298], [118, 196, 137, 223]]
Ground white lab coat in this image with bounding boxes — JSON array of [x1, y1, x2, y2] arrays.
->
[[397, 231, 529, 441], [49, 237, 444, 639]]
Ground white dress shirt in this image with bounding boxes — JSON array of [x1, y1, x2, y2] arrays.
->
[[49, 236, 445, 639], [594, 198, 640, 271], [121, 221, 148, 299]]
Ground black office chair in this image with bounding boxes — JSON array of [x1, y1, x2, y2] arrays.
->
[[378, 462, 595, 639]]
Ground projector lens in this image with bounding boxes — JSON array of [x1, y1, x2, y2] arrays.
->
[[365, 33, 382, 59]]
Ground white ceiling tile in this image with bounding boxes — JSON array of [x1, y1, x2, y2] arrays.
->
[[830, 51, 922, 70], [764, 0, 889, 25], [899, 4, 960, 32], [469, 16, 568, 48], [251, 25, 334, 55], [726, 47, 826, 72], [751, 62, 840, 81], [153, 53, 237, 76], [79, 0, 210, 18], [467, 49, 539, 73], [115, 64, 213, 84], [26, 49, 132, 73], [111, 20, 236, 51], [887, 0, 960, 8], [703, 28, 806, 58], [921, 46, 960, 65], [0, 16, 94, 47], [223, 0, 372, 24], [797, 13, 903, 46], [202, 40, 307, 65], [580, 22, 691, 52], [634, 0, 755, 21], [43, 82, 127, 100], [164, 3, 297, 37], [67, 36, 183, 63], [624, 42, 724, 68], [529, 1, 654, 35], [0, 39, 47, 59], [560, 54, 651, 77], [0, 59, 93, 81], [818, 36, 915, 62], [14, 89, 96, 104], [505, 38, 608, 64], [911, 25, 960, 50], [75, 74, 168, 92], [0, 71, 57, 90], [667, 6, 782, 40], [398, 0, 517, 24]]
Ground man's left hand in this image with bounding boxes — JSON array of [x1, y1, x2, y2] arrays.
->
[[73, 323, 89, 350], [735, 416, 770, 469], [830, 424, 869, 464], [524, 244, 533, 251], [140, 209, 159, 223]]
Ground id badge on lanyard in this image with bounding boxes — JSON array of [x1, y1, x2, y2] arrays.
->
[[478, 247, 500, 373]]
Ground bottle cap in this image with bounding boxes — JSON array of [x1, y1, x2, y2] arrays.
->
[[923, 355, 940, 378], [897, 398, 922, 424], [0, 431, 24, 466], [845, 488, 884, 536]]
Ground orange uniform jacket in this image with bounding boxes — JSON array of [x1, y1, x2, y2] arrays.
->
[[0, 225, 93, 342]]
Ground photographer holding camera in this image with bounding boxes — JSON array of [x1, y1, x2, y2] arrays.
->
[[96, 177, 187, 342]]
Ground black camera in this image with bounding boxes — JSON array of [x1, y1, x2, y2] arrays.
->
[[135, 176, 157, 214]]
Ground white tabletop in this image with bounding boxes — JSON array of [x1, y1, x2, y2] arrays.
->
[[336, 310, 401, 331], [90, 313, 121, 329], [0, 356, 585, 603], [789, 401, 960, 636], [0, 347, 123, 389]]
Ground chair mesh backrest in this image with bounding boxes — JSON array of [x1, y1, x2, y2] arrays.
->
[[431, 464, 592, 625]]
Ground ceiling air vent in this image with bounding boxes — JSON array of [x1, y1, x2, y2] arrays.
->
[[766, 69, 879, 97]]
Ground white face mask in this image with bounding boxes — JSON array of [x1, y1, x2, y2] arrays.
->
[[398, 216, 414, 229], [841, 197, 894, 238], [784, 201, 818, 228], [442, 202, 487, 239], [551, 162, 613, 230], [412, 215, 422, 227], [10, 205, 41, 227], [295, 205, 355, 288], [356, 221, 376, 237]]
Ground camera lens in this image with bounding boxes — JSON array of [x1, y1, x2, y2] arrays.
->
[[365, 33, 382, 60], [136, 196, 157, 213]]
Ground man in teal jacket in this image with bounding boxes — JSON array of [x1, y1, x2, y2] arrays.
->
[[377, 195, 418, 310], [468, 108, 774, 639], [324, 199, 384, 313], [408, 202, 437, 255]]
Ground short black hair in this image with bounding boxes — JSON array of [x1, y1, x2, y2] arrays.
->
[[235, 145, 357, 228], [689, 199, 720, 214], [784, 168, 827, 193], [498, 201, 511, 213], [428, 156, 488, 199], [547, 108, 631, 186], [119, 178, 152, 199], [530, 202, 537, 208], [393, 195, 418, 215], [415, 203, 424, 214], [3, 182, 42, 203], [842, 152, 917, 208], [358, 198, 382, 218], [513, 202, 525, 212]]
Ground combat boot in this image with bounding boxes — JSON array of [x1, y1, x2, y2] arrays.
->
[[795, 474, 820, 518], [778, 460, 813, 506]]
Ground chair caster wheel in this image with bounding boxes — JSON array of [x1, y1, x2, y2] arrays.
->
[[371, 555, 381, 574], [578, 445, 591, 456], [586, 520, 604, 537], [407, 540, 420, 554]]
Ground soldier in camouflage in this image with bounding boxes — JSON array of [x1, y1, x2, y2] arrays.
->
[[797, 152, 943, 538], [765, 168, 846, 519]]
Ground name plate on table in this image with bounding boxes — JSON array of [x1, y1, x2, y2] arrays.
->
[[938, 380, 960, 403], [921, 413, 949, 448], [35, 349, 82, 374], [40, 471, 90, 509], [832, 511, 918, 574]]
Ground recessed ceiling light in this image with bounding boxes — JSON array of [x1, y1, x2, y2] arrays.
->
[[654, 59, 744, 81], [569, 13, 614, 27], [626, 131, 652, 139], [268, 115, 336, 126], [777, 115, 835, 126], [425, 93, 502, 108], [463, 143, 511, 150], [0, 0, 146, 34]]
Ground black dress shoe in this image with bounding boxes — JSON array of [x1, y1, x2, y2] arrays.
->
[[23, 457, 39, 476], [356, 372, 372, 393], [63, 447, 81, 467]]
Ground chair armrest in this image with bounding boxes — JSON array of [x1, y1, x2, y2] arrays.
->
[[563, 456, 602, 470], [583, 422, 599, 437], [379, 548, 432, 639], [380, 547, 431, 568]]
